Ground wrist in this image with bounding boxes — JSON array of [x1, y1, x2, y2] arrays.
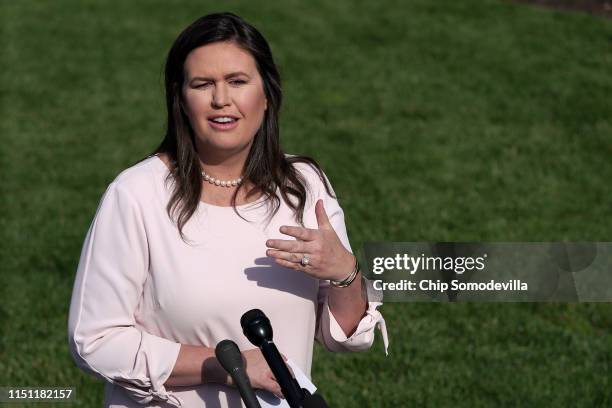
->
[[330, 254, 360, 288], [331, 253, 355, 281], [202, 352, 232, 386]]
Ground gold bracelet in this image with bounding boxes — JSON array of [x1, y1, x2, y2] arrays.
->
[[330, 256, 360, 288]]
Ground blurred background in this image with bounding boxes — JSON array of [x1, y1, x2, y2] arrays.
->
[[1, 0, 610, 406]]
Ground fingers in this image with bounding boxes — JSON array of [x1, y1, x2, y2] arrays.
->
[[266, 239, 300, 253], [271, 258, 310, 273], [266, 237, 313, 253], [268, 377, 283, 399], [241, 348, 287, 400], [267, 249, 318, 265], [315, 199, 332, 230], [254, 369, 284, 399], [268, 354, 294, 399], [280, 225, 318, 241]]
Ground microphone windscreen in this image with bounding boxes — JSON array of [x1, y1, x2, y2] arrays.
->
[[215, 339, 243, 373], [241, 309, 272, 346], [240, 308, 265, 328]]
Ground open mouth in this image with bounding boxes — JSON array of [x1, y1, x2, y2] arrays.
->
[[208, 116, 240, 130]]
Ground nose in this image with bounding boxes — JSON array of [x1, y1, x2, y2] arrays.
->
[[211, 82, 230, 108]]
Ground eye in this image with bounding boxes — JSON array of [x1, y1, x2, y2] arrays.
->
[[194, 83, 211, 89], [230, 79, 247, 85]]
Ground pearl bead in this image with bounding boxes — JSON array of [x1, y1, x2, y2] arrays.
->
[[201, 170, 242, 187]]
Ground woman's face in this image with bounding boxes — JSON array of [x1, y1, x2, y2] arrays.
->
[[182, 41, 268, 156]]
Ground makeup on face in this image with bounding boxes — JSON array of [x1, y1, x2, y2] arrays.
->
[[182, 42, 267, 151]]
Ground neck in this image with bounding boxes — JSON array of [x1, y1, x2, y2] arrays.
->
[[195, 140, 251, 180]]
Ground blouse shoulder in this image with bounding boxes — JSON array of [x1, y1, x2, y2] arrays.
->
[[284, 153, 329, 190], [106, 156, 160, 203]]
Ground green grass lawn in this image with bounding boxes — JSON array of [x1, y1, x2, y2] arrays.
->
[[1, 0, 610, 406]]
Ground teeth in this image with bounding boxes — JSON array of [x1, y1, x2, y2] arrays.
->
[[210, 117, 236, 123]]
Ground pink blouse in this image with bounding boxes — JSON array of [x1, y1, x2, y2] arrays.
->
[[68, 155, 388, 407]]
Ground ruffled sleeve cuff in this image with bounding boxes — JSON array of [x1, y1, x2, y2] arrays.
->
[[71, 328, 185, 407], [317, 278, 389, 355], [111, 332, 183, 407]]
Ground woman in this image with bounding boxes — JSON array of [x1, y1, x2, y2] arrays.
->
[[68, 12, 388, 407]]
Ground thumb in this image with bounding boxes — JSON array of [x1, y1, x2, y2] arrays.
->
[[315, 199, 332, 230]]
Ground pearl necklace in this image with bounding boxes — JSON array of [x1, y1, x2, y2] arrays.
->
[[201, 169, 243, 187]]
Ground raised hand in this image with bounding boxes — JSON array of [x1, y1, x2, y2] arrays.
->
[[265, 199, 356, 282]]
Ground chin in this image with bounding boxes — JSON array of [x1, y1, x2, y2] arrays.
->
[[202, 139, 252, 152]]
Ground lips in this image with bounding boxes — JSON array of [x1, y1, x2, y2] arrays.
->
[[207, 114, 240, 120], [207, 117, 240, 131]]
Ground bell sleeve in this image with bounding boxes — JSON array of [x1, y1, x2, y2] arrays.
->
[[67, 180, 183, 407], [312, 169, 389, 355]]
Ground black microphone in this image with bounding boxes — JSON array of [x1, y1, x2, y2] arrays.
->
[[241, 309, 304, 408], [215, 339, 262, 408]]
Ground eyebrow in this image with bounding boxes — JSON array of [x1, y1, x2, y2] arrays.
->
[[189, 71, 251, 82]]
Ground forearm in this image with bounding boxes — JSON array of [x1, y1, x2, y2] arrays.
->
[[164, 344, 229, 387], [328, 270, 368, 337]]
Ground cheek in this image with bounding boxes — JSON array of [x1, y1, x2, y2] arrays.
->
[[238, 88, 267, 118], [183, 91, 208, 116]]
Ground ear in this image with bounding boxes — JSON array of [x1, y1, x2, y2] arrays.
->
[[264, 98, 268, 111]]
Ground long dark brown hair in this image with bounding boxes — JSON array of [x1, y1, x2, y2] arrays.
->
[[144, 12, 334, 240]]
